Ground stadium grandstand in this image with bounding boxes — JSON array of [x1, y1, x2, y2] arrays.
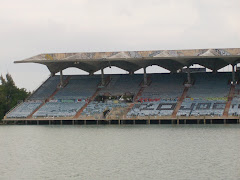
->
[[4, 48, 240, 125]]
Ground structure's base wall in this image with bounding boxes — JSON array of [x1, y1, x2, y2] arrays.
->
[[3, 118, 240, 125]]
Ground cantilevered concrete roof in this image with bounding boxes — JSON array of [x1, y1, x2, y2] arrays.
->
[[15, 48, 240, 74]]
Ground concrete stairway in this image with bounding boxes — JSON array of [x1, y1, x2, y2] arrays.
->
[[73, 88, 101, 119], [73, 76, 111, 119], [172, 87, 189, 117], [27, 76, 72, 119], [223, 84, 235, 117]]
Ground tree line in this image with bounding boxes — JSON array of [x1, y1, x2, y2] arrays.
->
[[0, 74, 30, 120]]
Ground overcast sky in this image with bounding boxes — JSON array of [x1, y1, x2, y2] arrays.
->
[[1, 0, 240, 91]]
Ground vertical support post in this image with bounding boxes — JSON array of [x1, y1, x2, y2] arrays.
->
[[133, 120, 135, 125], [224, 119, 226, 124], [143, 67, 147, 85], [84, 120, 86, 125], [72, 120, 75, 125], [60, 120, 62, 125], [37, 120, 39, 125], [187, 66, 191, 84], [177, 118, 179, 125], [204, 119, 206, 125], [108, 120, 111, 125], [49, 120, 51, 125], [148, 119, 150, 125], [96, 120, 99, 125], [25, 120, 27, 125], [60, 70, 63, 87], [159, 120, 161, 124], [232, 64, 236, 84], [184, 119, 186, 124], [210, 119, 212, 124], [118, 119, 121, 125], [101, 68, 105, 86], [51, 72, 55, 77]]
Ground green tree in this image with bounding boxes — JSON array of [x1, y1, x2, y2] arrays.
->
[[0, 74, 30, 120]]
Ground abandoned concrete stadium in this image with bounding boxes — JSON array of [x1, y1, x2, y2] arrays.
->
[[4, 48, 240, 125]]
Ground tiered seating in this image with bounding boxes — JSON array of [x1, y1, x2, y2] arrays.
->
[[187, 73, 230, 99], [177, 73, 231, 116], [127, 100, 177, 117], [140, 73, 185, 99], [99, 74, 142, 96], [127, 73, 185, 117], [54, 75, 100, 100], [177, 99, 226, 116], [82, 101, 128, 118], [229, 84, 240, 116], [6, 102, 42, 118], [30, 76, 66, 100], [32, 75, 101, 117], [33, 102, 85, 117]]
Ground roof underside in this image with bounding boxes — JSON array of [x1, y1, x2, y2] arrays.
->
[[15, 48, 240, 74]]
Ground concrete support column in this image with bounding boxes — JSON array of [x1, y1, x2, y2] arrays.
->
[[51, 72, 55, 77], [60, 70, 63, 87], [143, 67, 147, 85], [60, 120, 62, 125], [72, 120, 75, 125], [37, 120, 39, 125], [84, 120, 86, 125], [232, 64, 236, 84], [101, 68, 105, 86], [187, 66, 191, 84]]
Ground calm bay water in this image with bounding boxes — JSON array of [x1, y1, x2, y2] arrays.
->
[[0, 125, 239, 180]]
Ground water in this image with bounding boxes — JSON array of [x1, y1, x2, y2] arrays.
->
[[0, 125, 239, 180]]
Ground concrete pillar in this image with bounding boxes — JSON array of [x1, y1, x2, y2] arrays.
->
[[60, 120, 62, 125], [84, 120, 86, 125], [51, 72, 55, 77], [177, 119, 179, 125], [224, 119, 226, 124], [133, 120, 135, 125], [49, 120, 51, 125], [147, 119, 150, 125], [108, 120, 111, 125], [101, 68, 105, 86], [232, 64, 236, 84], [143, 67, 147, 85], [159, 120, 161, 124], [72, 120, 75, 125], [204, 119, 206, 125], [118, 119, 121, 125], [210, 119, 212, 124], [37, 120, 39, 125], [187, 66, 191, 84], [60, 70, 63, 87], [25, 120, 27, 125], [96, 120, 99, 125]]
